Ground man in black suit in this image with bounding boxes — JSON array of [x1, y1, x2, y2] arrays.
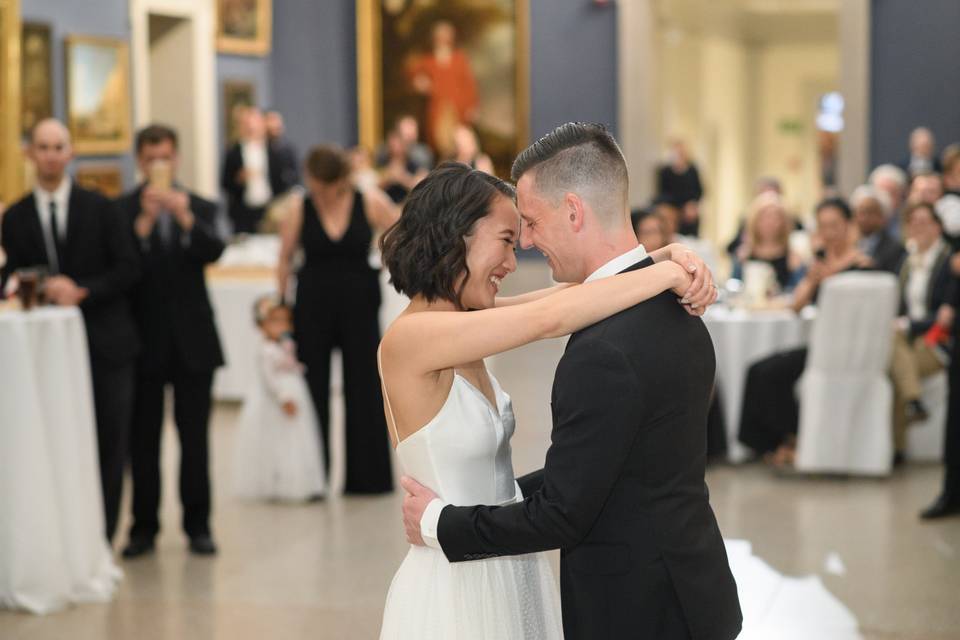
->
[[0, 118, 140, 544], [401, 123, 742, 639], [220, 107, 296, 234], [117, 124, 225, 557], [852, 185, 906, 273]]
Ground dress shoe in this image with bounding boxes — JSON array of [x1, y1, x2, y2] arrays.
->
[[189, 534, 218, 555], [906, 399, 930, 424], [920, 493, 960, 520], [892, 451, 906, 467], [122, 537, 155, 559]]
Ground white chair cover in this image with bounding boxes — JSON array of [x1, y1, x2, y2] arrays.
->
[[795, 272, 899, 475]]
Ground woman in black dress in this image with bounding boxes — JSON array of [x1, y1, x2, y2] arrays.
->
[[278, 145, 399, 493]]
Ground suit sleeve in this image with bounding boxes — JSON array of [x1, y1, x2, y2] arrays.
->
[[437, 338, 645, 562], [183, 199, 225, 264], [221, 147, 243, 202], [516, 469, 544, 497], [0, 211, 23, 292], [76, 197, 141, 305]]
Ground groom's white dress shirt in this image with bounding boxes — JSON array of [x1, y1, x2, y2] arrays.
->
[[419, 244, 649, 549]]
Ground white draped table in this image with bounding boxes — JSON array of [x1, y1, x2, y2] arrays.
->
[[703, 306, 816, 463], [0, 307, 121, 614]]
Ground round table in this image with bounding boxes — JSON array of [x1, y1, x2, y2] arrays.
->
[[703, 306, 816, 463], [0, 307, 121, 614]]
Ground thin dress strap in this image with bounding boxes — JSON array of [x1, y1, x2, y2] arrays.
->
[[377, 346, 402, 446]]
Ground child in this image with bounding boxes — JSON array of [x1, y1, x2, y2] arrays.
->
[[233, 296, 326, 501]]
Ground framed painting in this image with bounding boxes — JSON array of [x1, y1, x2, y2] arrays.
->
[[222, 79, 256, 145], [21, 22, 52, 137], [357, 0, 529, 178], [216, 0, 271, 56], [64, 35, 132, 155], [75, 163, 123, 198], [0, 0, 22, 205]]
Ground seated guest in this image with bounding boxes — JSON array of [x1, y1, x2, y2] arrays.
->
[[901, 126, 942, 178], [0, 118, 140, 542], [449, 124, 494, 174], [378, 131, 426, 204], [221, 107, 297, 234], [909, 171, 944, 207], [117, 124, 225, 557], [889, 202, 953, 463], [869, 164, 909, 239], [739, 198, 872, 467], [630, 208, 668, 252], [375, 114, 434, 174], [851, 185, 906, 273], [652, 195, 719, 273], [731, 192, 804, 292], [936, 149, 960, 247], [727, 176, 785, 258]]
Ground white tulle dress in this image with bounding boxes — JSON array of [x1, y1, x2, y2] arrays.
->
[[379, 370, 563, 639], [232, 336, 326, 501]]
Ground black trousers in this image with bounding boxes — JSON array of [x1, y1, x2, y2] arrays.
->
[[128, 364, 214, 540], [90, 358, 136, 543], [228, 203, 266, 235], [299, 289, 393, 494], [940, 356, 960, 497], [738, 347, 808, 455]]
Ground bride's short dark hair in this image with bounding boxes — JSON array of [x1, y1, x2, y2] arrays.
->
[[380, 162, 515, 308]]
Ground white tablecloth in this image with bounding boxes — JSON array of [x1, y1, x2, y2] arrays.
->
[[210, 277, 277, 400], [703, 306, 815, 462], [0, 307, 121, 614]]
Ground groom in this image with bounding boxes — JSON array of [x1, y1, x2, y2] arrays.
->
[[401, 123, 742, 639]]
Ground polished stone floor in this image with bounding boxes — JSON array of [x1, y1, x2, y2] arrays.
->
[[3, 263, 960, 639]]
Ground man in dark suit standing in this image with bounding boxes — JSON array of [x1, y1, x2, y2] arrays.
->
[[0, 118, 140, 544], [401, 123, 742, 639], [117, 124, 225, 557], [220, 107, 296, 234]]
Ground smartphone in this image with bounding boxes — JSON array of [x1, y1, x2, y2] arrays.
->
[[148, 160, 172, 191]]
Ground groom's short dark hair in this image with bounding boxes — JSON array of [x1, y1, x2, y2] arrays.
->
[[511, 122, 628, 225]]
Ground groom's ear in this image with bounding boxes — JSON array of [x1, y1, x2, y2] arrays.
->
[[565, 192, 585, 232]]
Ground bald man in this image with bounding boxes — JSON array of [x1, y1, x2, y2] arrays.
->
[[1, 118, 141, 544]]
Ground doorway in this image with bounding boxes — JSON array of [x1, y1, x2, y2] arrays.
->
[[148, 14, 196, 190]]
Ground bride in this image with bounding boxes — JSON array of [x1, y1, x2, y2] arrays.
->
[[376, 162, 715, 639]]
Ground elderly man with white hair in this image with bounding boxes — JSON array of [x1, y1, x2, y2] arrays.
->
[[851, 184, 906, 273], [869, 163, 908, 238]]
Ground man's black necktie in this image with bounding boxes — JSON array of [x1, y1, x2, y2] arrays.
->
[[49, 200, 65, 272]]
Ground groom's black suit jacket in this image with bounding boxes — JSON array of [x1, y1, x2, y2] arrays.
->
[[437, 259, 743, 640]]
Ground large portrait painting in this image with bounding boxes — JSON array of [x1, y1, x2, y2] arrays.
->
[[21, 22, 52, 137], [1, 0, 22, 204], [216, 0, 271, 56], [358, 0, 529, 178], [65, 35, 132, 155]]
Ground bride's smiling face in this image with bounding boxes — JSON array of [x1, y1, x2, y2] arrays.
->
[[458, 195, 520, 310]]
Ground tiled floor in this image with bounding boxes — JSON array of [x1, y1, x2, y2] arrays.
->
[[3, 262, 960, 639]]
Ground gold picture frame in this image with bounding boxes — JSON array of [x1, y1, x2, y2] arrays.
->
[[0, 0, 23, 205], [357, 0, 530, 178], [21, 22, 52, 138], [216, 0, 272, 56], [64, 35, 132, 156], [75, 163, 124, 199]]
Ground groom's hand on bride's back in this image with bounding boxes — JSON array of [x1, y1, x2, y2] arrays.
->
[[401, 476, 437, 546]]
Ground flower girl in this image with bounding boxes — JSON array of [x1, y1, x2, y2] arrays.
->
[[233, 296, 326, 501]]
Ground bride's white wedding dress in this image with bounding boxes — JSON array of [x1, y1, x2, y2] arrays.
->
[[379, 370, 563, 639]]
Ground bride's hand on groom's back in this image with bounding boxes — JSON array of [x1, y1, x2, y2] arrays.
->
[[665, 245, 717, 316]]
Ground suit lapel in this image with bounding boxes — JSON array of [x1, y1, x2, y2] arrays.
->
[[62, 186, 86, 271]]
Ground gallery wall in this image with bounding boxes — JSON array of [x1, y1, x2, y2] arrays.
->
[[18, 0, 618, 205]]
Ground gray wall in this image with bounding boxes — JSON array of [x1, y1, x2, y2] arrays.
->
[[870, 0, 960, 168], [21, 0, 137, 190], [529, 0, 618, 139], [269, 0, 357, 151]]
